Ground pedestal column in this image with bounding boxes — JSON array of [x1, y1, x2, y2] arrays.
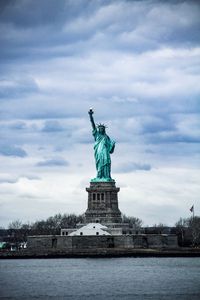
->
[[85, 181, 122, 224]]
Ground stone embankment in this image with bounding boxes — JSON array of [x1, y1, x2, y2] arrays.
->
[[1, 248, 200, 259]]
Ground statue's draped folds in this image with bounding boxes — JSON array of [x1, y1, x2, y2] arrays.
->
[[93, 128, 115, 180]]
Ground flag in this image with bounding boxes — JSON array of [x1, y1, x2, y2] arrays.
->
[[190, 205, 194, 212]]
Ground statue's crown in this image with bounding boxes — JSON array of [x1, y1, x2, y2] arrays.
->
[[97, 123, 107, 129]]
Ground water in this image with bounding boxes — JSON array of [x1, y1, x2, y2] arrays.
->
[[0, 257, 200, 299]]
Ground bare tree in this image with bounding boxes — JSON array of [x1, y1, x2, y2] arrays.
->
[[8, 220, 22, 230], [122, 214, 143, 228], [175, 216, 200, 247], [187, 216, 200, 247]]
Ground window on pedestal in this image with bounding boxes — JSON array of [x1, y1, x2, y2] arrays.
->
[[93, 193, 96, 200], [101, 193, 104, 200], [97, 193, 100, 201]]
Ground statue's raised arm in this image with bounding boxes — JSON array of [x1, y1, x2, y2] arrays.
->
[[88, 108, 96, 131]]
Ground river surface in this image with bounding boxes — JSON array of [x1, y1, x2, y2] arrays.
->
[[0, 257, 200, 299]]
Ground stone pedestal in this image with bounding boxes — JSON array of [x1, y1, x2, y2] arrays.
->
[[85, 181, 122, 224]]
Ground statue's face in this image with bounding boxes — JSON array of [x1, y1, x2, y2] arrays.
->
[[98, 126, 105, 134]]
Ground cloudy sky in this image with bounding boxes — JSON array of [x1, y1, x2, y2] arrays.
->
[[0, 0, 200, 227]]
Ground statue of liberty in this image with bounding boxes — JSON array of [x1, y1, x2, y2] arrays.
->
[[88, 108, 115, 182]]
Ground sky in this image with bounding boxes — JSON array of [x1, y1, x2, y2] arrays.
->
[[0, 0, 200, 227]]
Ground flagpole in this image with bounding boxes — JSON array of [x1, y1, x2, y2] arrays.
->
[[190, 205, 194, 219]]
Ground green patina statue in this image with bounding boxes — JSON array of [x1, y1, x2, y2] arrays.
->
[[88, 108, 115, 182]]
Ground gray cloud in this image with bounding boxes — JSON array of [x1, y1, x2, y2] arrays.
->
[[42, 120, 64, 132], [0, 178, 17, 184], [22, 175, 41, 180], [140, 116, 176, 134], [8, 121, 27, 130], [0, 174, 40, 184], [0, 144, 27, 157], [0, 77, 39, 99], [147, 132, 200, 144], [36, 158, 69, 167], [0, 0, 199, 67], [114, 162, 152, 173]]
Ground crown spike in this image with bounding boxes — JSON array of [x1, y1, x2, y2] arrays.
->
[[97, 123, 107, 129]]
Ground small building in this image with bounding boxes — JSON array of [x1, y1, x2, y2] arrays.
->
[[60, 228, 77, 236], [62, 223, 111, 236], [61, 222, 142, 236]]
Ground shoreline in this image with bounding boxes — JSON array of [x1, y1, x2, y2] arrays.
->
[[1, 248, 200, 259]]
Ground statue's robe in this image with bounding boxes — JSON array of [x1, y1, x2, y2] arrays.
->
[[93, 128, 115, 179]]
